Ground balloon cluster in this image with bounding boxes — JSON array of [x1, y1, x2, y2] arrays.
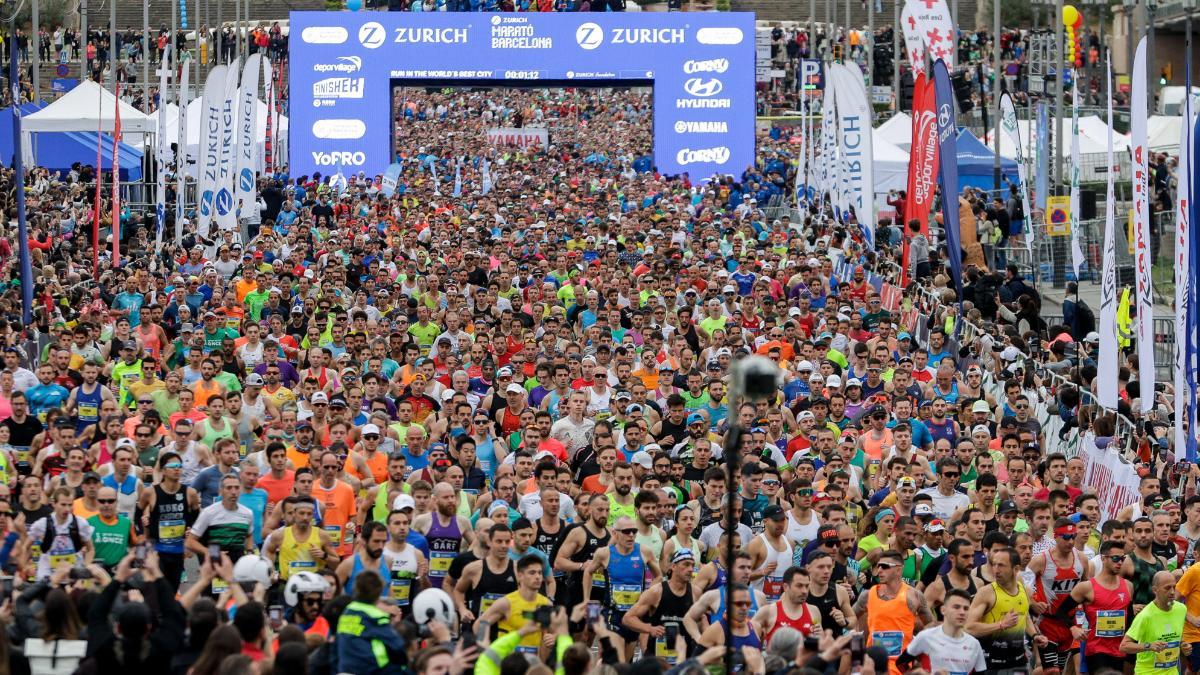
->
[[1063, 5, 1084, 68]]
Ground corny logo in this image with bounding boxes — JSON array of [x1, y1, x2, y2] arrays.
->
[[675, 146, 730, 165], [683, 58, 729, 74]]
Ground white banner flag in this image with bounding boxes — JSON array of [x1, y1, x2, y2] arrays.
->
[[900, 1, 925, 65], [214, 63, 240, 233], [1069, 76, 1086, 278], [1131, 37, 1155, 411], [195, 65, 227, 234], [176, 62, 190, 244], [831, 62, 875, 247], [907, 0, 956, 68], [1098, 55, 1120, 410], [999, 94, 1033, 257], [234, 53, 262, 222], [819, 84, 836, 201], [154, 45, 171, 262], [1176, 87, 1194, 453]]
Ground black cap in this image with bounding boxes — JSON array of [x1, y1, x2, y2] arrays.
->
[[328, 394, 348, 408], [998, 499, 1019, 514], [763, 504, 787, 521]]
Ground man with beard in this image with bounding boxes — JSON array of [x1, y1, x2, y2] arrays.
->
[[606, 462, 636, 527], [454, 522, 518, 627], [633, 490, 666, 562], [924, 538, 980, 620], [753, 566, 823, 643], [363, 454, 411, 525], [1123, 516, 1170, 613], [413, 482, 474, 590], [335, 520, 388, 595], [747, 505, 793, 602], [554, 493, 611, 615], [518, 460, 577, 522], [622, 548, 699, 665], [805, 550, 856, 636]]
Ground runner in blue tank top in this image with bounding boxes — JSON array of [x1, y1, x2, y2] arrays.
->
[[337, 521, 388, 597], [582, 516, 660, 661], [698, 584, 762, 669]]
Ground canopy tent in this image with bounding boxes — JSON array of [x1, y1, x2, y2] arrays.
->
[[871, 128, 910, 194], [1147, 115, 1184, 153], [21, 79, 155, 133], [0, 102, 143, 180], [162, 98, 289, 173], [875, 112, 913, 150], [955, 128, 1018, 192], [984, 117, 1119, 159]]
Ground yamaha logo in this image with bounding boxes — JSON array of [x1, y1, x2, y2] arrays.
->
[[684, 78, 723, 97], [575, 23, 603, 50]]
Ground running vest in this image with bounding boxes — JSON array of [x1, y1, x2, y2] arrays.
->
[[473, 558, 518, 617], [935, 572, 978, 621], [606, 493, 636, 527], [768, 601, 816, 642], [566, 522, 609, 598], [74, 383, 103, 432], [1035, 548, 1084, 646], [647, 581, 692, 665], [865, 583, 917, 661], [279, 526, 322, 580], [753, 534, 792, 601], [382, 545, 419, 609], [149, 483, 190, 554], [979, 581, 1030, 671], [606, 544, 646, 613], [497, 591, 551, 654], [808, 584, 843, 636], [533, 518, 565, 579], [371, 482, 410, 523], [426, 514, 463, 588], [1085, 577, 1132, 658], [101, 473, 139, 519], [1132, 552, 1166, 606]]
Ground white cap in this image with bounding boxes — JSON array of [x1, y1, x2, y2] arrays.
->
[[630, 450, 653, 469], [789, 307, 803, 316], [845, 378, 862, 388], [826, 375, 842, 387], [441, 389, 457, 402], [393, 494, 416, 511], [311, 392, 329, 404], [506, 383, 526, 395], [722, 285, 737, 294], [796, 360, 814, 372], [1000, 346, 1023, 362], [798, 411, 815, 421], [971, 424, 991, 436], [362, 423, 381, 436]]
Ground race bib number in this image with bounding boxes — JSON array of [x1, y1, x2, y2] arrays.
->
[[1094, 610, 1125, 638], [871, 631, 904, 657], [78, 404, 98, 419], [47, 553, 76, 570], [611, 583, 641, 611], [324, 525, 343, 547], [288, 559, 317, 578], [481, 592, 503, 614], [762, 574, 784, 601], [390, 578, 412, 605], [158, 519, 185, 541], [1154, 641, 1181, 669], [592, 570, 607, 588], [655, 637, 678, 666], [212, 577, 229, 595], [429, 551, 454, 577]]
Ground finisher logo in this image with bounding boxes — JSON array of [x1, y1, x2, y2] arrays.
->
[[313, 77, 364, 99]]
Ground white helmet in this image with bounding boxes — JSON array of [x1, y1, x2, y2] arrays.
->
[[284, 571, 329, 607], [411, 588, 456, 626], [232, 554, 272, 587]]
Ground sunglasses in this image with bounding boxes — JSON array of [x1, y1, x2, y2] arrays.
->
[[731, 600, 752, 607], [875, 562, 898, 570], [618, 528, 637, 535], [942, 472, 960, 479], [97, 499, 117, 504], [1108, 554, 1127, 563], [821, 540, 838, 547]]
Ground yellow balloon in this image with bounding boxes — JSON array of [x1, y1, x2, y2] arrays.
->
[[1063, 5, 1080, 27]]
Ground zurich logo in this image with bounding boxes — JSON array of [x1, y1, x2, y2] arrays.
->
[[239, 168, 254, 193], [575, 23, 603, 50], [359, 22, 385, 49], [215, 189, 233, 216], [199, 190, 214, 216], [684, 78, 723, 97]]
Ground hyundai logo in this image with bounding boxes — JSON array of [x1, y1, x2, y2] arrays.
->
[[684, 78, 723, 97]]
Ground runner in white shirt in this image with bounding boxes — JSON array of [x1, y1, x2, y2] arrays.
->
[[899, 587, 987, 674]]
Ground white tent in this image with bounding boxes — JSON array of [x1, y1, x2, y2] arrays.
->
[[23, 79, 155, 133], [162, 97, 289, 173], [1148, 115, 1183, 153], [876, 112, 913, 150], [872, 129, 910, 194], [985, 118, 1114, 159]]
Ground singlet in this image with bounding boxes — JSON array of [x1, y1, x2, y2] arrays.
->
[[696, 498, 722, 529], [1035, 548, 1084, 644], [1085, 577, 1132, 658], [707, 561, 728, 592], [768, 601, 816, 642], [74, 383, 103, 432], [925, 418, 957, 446], [935, 571, 978, 621], [343, 553, 382, 597], [978, 581, 1030, 671], [606, 543, 646, 613], [198, 417, 235, 450], [752, 533, 793, 602], [635, 527, 665, 564], [1132, 553, 1166, 606], [382, 544, 419, 609], [785, 509, 820, 564], [865, 583, 917, 660], [713, 585, 760, 623], [718, 619, 762, 654], [533, 518, 565, 579], [179, 445, 205, 485], [149, 483, 190, 554], [426, 513, 463, 588], [567, 522, 609, 596], [278, 526, 322, 580], [497, 591, 551, 654], [607, 493, 636, 527], [498, 406, 524, 438], [101, 473, 139, 519], [473, 558, 518, 617], [647, 581, 693, 664], [808, 584, 843, 636], [138, 324, 163, 360], [669, 534, 702, 575]]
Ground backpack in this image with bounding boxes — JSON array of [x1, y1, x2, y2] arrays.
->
[[41, 514, 84, 554], [1073, 300, 1096, 340]]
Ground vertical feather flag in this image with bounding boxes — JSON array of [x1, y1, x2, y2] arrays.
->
[[1131, 37, 1155, 411], [1098, 54, 1120, 411], [111, 83, 122, 269], [10, 36, 30, 325], [154, 45, 171, 266], [176, 62, 190, 243], [932, 59, 963, 305]]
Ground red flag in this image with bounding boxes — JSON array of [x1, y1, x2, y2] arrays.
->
[[111, 83, 121, 268], [902, 74, 940, 283], [92, 89, 103, 279]]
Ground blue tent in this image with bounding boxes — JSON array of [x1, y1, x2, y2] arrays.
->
[[0, 101, 144, 181], [954, 128, 1018, 194]]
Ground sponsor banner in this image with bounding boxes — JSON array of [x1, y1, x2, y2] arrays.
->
[[1098, 58, 1119, 410], [1036, 102, 1049, 211], [196, 65, 228, 233], [932, 60, 963, 303], [905, 0, 956, 68], [830, 62, 875, 249], [176, 63, 190, 243], [155, 46, 171, 261], [290, 12, 754, 179], [1069, 76, 1085, 278], [999, 93, 1033, 256], [906, 73, 937, 237], [215, 65, 239, 232], [485, 127, 548, 149], [235, 53, 262, 221], [899, 1, 924, 64], [1077, 433, 1142, 523], [1175, 91, 1192, 455], [1132, 37, 1154, 411]]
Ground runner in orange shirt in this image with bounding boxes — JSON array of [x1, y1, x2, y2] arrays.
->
[[311, 449, 358, 557]]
